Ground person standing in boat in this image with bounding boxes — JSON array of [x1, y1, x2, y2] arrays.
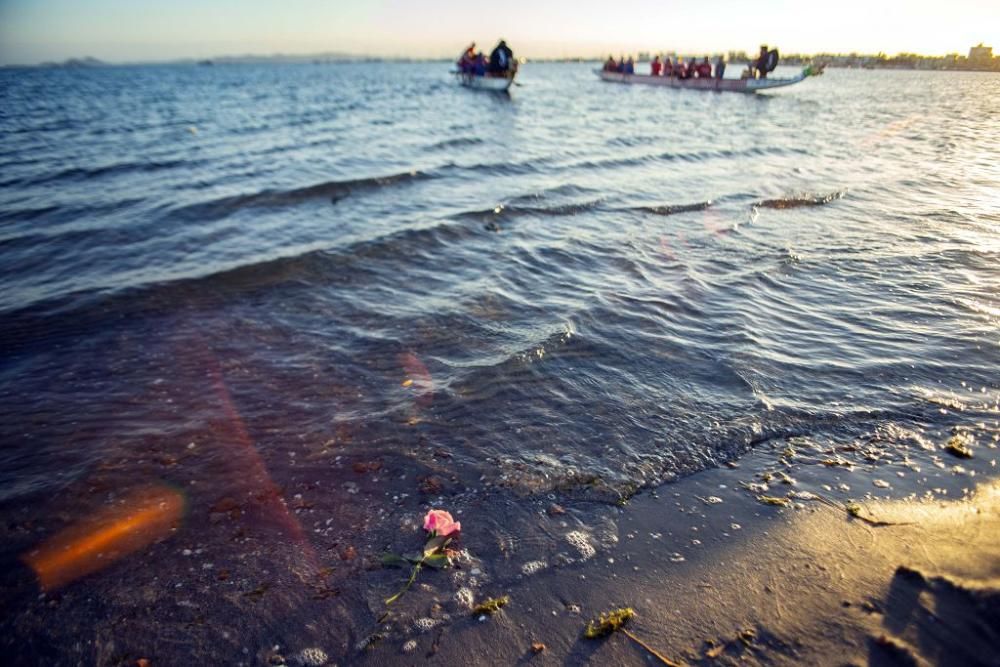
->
[[650, 55, 662, 76], [663, 57, 674, 77], [489, 40, 514, 75], [625, 56, 635, 74], [715, 55, 726, 80], [604, 55, 617, 72], [754, 45, 769, 79]]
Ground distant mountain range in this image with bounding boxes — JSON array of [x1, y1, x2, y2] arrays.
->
[[35, 56, 107, 68]]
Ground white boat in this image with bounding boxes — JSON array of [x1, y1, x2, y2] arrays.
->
[[453, 70, 517, 92], [595, 65, 822, 93]]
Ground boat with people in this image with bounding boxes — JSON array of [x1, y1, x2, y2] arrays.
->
[[596, 46, 823, 93], [596, 65, 821, 92], [453, 40, 518, 92]]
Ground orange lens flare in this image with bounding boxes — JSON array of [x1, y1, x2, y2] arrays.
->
[[23, 484, 184, 592]]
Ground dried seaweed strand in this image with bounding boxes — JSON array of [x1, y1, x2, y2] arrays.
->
[[584, 608, 683, 667]]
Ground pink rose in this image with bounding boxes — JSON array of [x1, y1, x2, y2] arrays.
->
[[423, 509, 461, 537]]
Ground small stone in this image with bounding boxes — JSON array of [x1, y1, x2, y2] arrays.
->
[[136, 660, 151, 667], [547, 504, 566, 516], [402, 639, 417, 654], [531, 642, 546, 653]]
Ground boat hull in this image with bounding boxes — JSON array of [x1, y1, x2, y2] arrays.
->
[[454, 72, 516, 91], [595, 69, 808, 92]]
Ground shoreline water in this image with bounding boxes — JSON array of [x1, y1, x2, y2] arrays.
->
[[2, 63, 998, 664], [3, 417, 996, 665]]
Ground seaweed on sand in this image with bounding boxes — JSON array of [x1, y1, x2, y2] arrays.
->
[[582, 608, 683, 666], [472, 595, 510, 616], [845, 501, 908, 527], [944, 436, 973, 459], [583, 607, 635, 638]]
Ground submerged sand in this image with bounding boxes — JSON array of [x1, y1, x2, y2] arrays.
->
[[4, 428, 998, 666]]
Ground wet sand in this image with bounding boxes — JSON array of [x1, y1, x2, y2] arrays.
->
[[3, 427, 998, 666], [354, 435, 999, 666]]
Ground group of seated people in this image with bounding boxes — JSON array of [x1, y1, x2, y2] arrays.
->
[[457, 40, 515, 77], [603, 55, 725, 80], [603, 56, 637, 74]]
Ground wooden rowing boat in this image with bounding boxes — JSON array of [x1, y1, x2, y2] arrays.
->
[[595, 66, 821, 93]]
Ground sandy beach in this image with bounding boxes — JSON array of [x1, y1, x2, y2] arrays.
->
[[348, 430, 999, 666]]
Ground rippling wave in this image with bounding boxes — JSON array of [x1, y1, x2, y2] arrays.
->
[[756, 191, 846, 208], [0, 63, 997, 608], [170, 169, 430, 220]]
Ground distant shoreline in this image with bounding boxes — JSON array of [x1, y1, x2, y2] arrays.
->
[[4, 53, 998, 72]]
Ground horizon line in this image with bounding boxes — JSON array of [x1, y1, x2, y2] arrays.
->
[[3, 45, 993, 68]]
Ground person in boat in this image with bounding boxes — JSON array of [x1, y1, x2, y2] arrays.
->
[[457, 43, 476, 73], [715, 55, 726, 80], [616, 56, 626, 73], [754, 45, 769, 79], [650, 55, 662, 76], [663, 57, 674, 77], [473, 51, 487, 76], [604, 55, 617, 72], [488, 39, 514, 76], [697, 57, 712, 78], [677, 59, 690, 79], [625, 56, 635, 75]]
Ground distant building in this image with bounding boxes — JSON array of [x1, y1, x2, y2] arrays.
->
[[968, 43, 993, 64]]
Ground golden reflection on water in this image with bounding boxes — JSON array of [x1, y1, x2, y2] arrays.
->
[[23, 484, 185, 592]]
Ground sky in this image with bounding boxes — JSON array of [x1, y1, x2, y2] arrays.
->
[[1, 0, 998, 65]]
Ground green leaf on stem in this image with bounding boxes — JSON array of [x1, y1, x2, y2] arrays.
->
[[422, 553, 450, 569], [423, 535, 451, 556]]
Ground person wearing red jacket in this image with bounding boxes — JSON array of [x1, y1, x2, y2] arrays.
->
[[697, 57, 712, 78], [650, 55, 662, 76]]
